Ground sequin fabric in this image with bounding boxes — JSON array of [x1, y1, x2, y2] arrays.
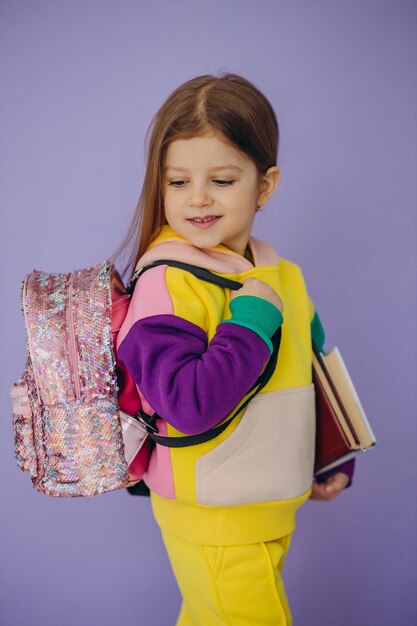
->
[[11, 261, 133, 497], [10, 356, 38, 476]]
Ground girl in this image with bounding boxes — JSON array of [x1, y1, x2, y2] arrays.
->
[[115, 73, 354, 626]]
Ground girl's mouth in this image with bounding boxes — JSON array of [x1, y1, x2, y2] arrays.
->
[[188, 215, 222, 229]]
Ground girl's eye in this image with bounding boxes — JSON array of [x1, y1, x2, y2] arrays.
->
[[167, 179, 235, 187], [213, 179, 234, 186]]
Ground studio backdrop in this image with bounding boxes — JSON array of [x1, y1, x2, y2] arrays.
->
[[1, 1, 416, 625]]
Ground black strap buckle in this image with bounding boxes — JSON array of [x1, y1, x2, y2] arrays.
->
[[135, 409, 160, 434]]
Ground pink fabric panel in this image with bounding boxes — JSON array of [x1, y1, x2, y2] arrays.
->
[[138, 240, 253, 274], [249, 236, 280, 266], [137, 385, 155, 416], [136, 236, 280, 274], [144, 420, 176, 499], [115, 264, 175, 499], [116, 265, 173, 347]]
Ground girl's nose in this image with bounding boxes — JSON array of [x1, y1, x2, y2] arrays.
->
[[188, 184, 212, 208]]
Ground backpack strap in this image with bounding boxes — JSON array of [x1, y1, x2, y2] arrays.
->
[[128, 259, 281, 448], [126, 259, 243, 294], [145, 328, 281, 448]]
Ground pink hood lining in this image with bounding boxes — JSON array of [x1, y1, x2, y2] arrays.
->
[[135, 228, 280, 276]]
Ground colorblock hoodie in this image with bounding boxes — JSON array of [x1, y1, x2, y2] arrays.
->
[[116, 225, 353, 545]]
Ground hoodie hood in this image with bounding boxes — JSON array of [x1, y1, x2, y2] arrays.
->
[[135, 225, 279, 275]]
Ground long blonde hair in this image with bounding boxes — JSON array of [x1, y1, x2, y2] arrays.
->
[[111, 73, 279, 282]]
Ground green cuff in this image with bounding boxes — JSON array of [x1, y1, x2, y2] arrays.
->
[[222, 295, 284, 354], [311, 311, 326, 352]]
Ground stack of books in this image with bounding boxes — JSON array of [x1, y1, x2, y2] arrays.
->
[[313, 345, 376, 476]]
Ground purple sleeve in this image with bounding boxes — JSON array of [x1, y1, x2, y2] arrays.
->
[[117, 314, 271, 435], [316, 458, 356, 488]]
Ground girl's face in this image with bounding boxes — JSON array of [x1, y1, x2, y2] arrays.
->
[[163, 131, 264, 256]]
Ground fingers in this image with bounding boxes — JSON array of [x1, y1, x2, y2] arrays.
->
[[309, 473, 350, 501], [310, 482, 332, 500], [329, 472, 350, 491], [230, 278, 284, 312]]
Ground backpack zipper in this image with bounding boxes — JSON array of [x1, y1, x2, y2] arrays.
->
[[22, 276, 41, 404], [67, 273, 81, 400]]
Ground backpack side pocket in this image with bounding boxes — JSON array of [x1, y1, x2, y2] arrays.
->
[[10, 379, 37, 477]]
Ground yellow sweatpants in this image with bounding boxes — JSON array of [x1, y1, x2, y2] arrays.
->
[[161, 530, 293, 626]]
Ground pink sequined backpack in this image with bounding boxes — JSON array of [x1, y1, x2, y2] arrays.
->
[[10, 261, 152, 497], [11, 260, 280, 498]]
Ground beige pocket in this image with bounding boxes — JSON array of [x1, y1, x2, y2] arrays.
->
[[196, 385, 316, 506]]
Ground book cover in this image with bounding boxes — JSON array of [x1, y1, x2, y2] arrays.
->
[[313, 345, 376, 476]]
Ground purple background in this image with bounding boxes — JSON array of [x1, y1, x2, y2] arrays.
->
[[1, 1, 416, 625]]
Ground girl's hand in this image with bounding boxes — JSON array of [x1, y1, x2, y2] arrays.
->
[[309, 472, 350, 501], [230, 278, 284, 313]]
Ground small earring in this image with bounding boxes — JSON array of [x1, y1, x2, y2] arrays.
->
[[256, 205, 263, 213]]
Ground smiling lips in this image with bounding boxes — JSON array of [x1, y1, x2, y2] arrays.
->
[[187, 215, 222, 229]]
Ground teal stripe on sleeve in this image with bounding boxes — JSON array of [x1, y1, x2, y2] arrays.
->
[[222, 295, 283, 354], [311, 311, 326, 352]]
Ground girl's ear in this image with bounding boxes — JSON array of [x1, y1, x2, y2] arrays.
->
[[257, 167, 280, 207]]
